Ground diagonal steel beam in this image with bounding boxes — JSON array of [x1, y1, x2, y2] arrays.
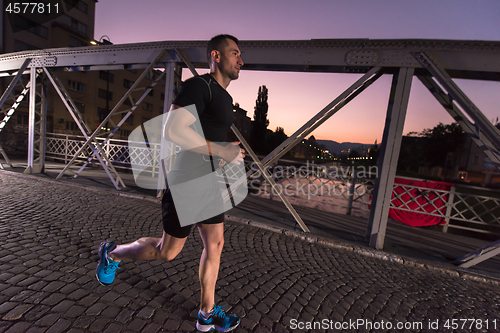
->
[[454, 239, 500, 268], [44, 69, 92, 135], [175, 48, 199, 76], [0, 83, 29, 127], [0, 58, 31, 109], [70, 70, 166, 183], [413, 52, 500, 161], [228, 67, 382, 232], [0, 71, 35, 134], [0, 67, 39, 169], [0, 144, 12, 169], [247, 67, 383, 180], [44, 68, 125, 189], [100, 70, 166, 144], [0, 60, 34, 159], [418, 75, 500, 164], [230, 125, 310, 232], [415, 54, 500, 267], [174, 50, 310, 232], [56, 49, 169, 181]]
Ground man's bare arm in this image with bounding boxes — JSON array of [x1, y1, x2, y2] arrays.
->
[[163, 105, 244, 164]]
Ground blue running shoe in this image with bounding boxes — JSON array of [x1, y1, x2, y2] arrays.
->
[[96, 241, 120, 286], [196, 304, 240, 332]]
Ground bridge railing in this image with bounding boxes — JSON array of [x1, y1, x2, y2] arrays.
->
[[46, 133, 138, 170], [45, 132, 500, 235], [252, 162, 500, 235]]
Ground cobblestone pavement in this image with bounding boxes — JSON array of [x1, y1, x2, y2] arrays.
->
[[1, 172, 500, 333]]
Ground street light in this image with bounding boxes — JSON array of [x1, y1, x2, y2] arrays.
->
[[90, 35, 112, 46], [91, 35, 113, 131]]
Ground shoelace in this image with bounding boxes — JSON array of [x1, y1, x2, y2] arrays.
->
[[104, 258, 121, 274], [211, 304, 227, 319]]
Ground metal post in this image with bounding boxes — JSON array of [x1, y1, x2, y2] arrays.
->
[[162, 62, 177, 112], [347, 169, 358, 215], [25, 67, 37, 174], [269, 164, 275, 201], [366, 67, 414, 250], [152, 142, 158, 178], [24, 68, 46, 174], [65, 135, 68, 164], [106, 140, 110, 165], [34, 75, 47, 173], [156, 62, 179, 198], [443, 186, 456, 233]]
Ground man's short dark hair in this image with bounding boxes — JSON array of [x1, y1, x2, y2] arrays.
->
[[207, 34, 239, 62]]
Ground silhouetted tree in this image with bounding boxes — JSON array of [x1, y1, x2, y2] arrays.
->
[[267, 126, 288, 153], [349, 150, 361, 158], [420, 122, 465, 167], [397, 136, 425, 173], [250, 85, 269, 154], [307, 135, 317, 146], [254, 86, 269, 127], [368, 139, 380, 164]]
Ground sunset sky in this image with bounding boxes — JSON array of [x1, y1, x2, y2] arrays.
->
[[95, 0, 500, 144]]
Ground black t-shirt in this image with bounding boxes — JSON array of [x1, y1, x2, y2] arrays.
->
[[168, 74, 234, 184], [172, 73, 234, 142]]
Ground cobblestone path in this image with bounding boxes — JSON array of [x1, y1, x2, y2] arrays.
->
[[1, 173, 500, 332]]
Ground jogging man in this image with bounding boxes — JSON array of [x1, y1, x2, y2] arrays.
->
[[96, 34, 245, 332]]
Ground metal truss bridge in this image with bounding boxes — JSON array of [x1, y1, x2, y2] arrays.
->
[[0, 38, 499, 268]]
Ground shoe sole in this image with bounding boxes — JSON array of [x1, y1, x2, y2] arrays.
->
[[196, 321, 240, 332], [96, 271, 111, 286]]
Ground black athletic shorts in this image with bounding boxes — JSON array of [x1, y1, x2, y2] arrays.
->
[[161, 188, 224, 239]]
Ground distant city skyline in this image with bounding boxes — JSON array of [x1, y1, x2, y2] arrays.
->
[[95, 0, 500, 144]]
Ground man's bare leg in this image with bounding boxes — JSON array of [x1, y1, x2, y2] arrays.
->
[[109, 231, 186, 261], [197, 223, 224, 312]]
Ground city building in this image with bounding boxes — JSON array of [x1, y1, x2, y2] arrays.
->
[[2, 1, 253, 162], [231, 103, 251, 142], [453, 135, 500, 185], [1, 0, 171, 154]]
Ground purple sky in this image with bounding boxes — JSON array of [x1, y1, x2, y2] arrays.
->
[[95, 0, 500, 144]]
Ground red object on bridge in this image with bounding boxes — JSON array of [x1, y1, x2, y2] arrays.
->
[[388, 178, 454, 227]]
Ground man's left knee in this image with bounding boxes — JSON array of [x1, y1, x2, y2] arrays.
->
[[207, 238, 224, 254]]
